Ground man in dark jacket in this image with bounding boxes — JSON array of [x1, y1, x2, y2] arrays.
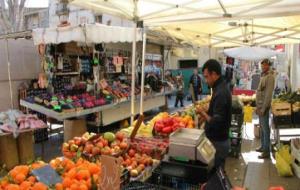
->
[[196, 59, 232, 169], [189, 69, 202, 102]]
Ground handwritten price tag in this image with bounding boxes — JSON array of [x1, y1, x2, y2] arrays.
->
[[99, 155, 121, 190]]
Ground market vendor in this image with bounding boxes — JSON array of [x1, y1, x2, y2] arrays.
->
[[196, 59, 232, 169]]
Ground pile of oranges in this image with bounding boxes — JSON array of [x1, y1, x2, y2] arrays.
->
[[0, 162, 47, 190], [0, 158, 101, 190], [50, 158, 101, 190]]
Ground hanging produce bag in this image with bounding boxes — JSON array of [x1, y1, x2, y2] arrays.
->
[[243, 106, 253, 123], [275, 145, 293, 177]]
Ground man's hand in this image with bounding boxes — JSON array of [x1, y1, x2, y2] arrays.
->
[[196, 106, 211, 122], [256, 108, 263, 116]]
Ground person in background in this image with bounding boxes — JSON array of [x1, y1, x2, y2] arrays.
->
[[196, 59, 232, 170], [189, 69, 202, 102], [255, 59, 275, 159], [175, 73, 184, 107]]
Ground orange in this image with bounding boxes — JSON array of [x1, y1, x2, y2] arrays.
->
[[55, 183, 63, 190], [86, 179, 91, 190], [78, 184, 88, 190], [62, 177, 72, 188], [31, 162, 45, 170], [0, 178, 9, 188], [14, 174, 26, 184], [70, 184, 79, 190], [9, 169, 18, 179], [88, 163, 100, 175], [16, 166, 30, 177], [6, 184, 20, 190], [76, 170, 90, 180], [19, 181, 31, 190], [27, 176, 36, 183], [32, 182, 47, 190], [65, 168, 76, 179]]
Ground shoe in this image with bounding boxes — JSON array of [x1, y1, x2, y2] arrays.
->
[[181, 105, 184, 107], [255, 147, 263, 152], [258, 152, 270, 159]]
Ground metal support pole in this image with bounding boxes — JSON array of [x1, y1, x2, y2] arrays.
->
[[130, 23, 137, 125], [139, 30, 147, 114], [5, 39, 14, 109]]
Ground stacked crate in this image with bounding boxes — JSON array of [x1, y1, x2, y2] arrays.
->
[[272, 102, 292, 127], [229, 109, 244, 158]]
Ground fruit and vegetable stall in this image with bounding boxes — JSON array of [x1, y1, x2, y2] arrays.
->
[[0, 104, 216, 190]]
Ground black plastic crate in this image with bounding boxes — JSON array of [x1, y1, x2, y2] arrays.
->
[[34, 128, 48, 143], [120, 169, 130, 188], [229, 145, 241, 158], [230, 127, 242, 135], [148, 158, 209, 189], [292, 111, 300, 124], [230, 136, 242, 147], [229, 137, 242, 158], [273, 115, 292, 126], [122, 181, 161, 190], [150, 169, 201, 190]]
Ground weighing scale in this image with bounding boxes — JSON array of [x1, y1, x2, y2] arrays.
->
[[149, 128, 216, 187], [168, 128, 216, 166]]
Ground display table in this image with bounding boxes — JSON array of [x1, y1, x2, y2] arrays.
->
[[272, 118, 300, 145], [233, 88, 255, 96], [20, 91, 173, 125]]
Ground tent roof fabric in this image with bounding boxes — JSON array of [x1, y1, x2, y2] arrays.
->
[[32, 24, 142, 45], [69, 0, 300, 47], [223, 46, 281, 60]]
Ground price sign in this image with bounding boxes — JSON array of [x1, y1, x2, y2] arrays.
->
[[99, 155, 121, 190], [31, 165, 62, 186]]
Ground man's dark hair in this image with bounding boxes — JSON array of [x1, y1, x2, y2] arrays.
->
[[261, 59, 272, 65], [202, 59, 222, 75]]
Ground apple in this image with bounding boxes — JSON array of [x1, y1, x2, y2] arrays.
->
[[128, 149, 136, 157], [116, 131, 125, 141], [92, 147, 101, 156]]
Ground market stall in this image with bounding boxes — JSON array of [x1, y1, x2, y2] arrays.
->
[[0, 103, 218, 190], [20, 24, 172, 134]]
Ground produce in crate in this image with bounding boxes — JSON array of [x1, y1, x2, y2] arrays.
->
[[0, 162, 47, 190], [50, 157, 100, 190], [130, 137, 169, 159], [62, 132, 129, 161], [118, 148, 154, 177], [120, 121, 153, 138], [293, 102, 300, 112], [153, 113, 195, 135]]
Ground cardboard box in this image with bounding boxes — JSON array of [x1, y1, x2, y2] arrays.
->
[[64, 119, 87, 142], [17, 130, 34, 164], [271, 102, 291, 116], [0, 133, 19, 170]]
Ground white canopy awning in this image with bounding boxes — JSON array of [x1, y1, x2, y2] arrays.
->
[[69, 0, 300, 47], [223, 46, 281, 61], [32, 24, 142, 45]]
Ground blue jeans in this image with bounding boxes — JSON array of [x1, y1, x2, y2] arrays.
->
[[211, 139, 230, 169], [259, 111, 270, 152]]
